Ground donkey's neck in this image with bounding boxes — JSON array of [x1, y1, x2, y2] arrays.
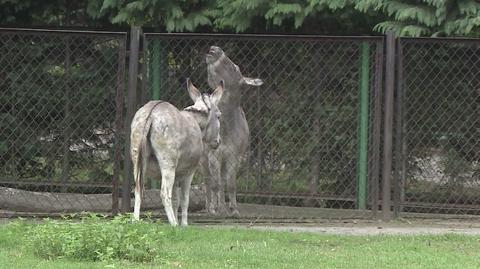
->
[[219, 86, 244, 109], [181, 110, 207, 130]]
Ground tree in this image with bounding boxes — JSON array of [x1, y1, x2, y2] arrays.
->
[[214, 0, 382, 34], [98, 0, 217, 31], [0, 0, 382, 35], [93, 0, 382, 34], [356, 0, 480, 36], [0, 0, 112, 27]]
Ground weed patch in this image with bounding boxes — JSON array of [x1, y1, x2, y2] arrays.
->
[[25, 214, 164, 262]]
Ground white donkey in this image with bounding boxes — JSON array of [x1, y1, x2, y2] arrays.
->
[[130, 79, 223, 226]]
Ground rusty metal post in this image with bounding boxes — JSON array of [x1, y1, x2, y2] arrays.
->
[[382, 30, 396, 221], [371, 40, 384, 217], [122, 26, 141, 213], [139, 31, 148, 106], [60, 36, 72, 193], [393, 38, 405, 218], [112, 35, 127, 215]]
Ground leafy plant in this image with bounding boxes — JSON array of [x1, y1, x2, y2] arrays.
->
[[26, 213, 165, 262], [357, 0, 480, 36]]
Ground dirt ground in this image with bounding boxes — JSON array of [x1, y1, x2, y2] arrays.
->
[[198, 204, 480, 235], [206, 219, 480, 235], [3, 203, 480, 235]]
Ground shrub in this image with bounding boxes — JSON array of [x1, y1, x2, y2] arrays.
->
[[26, 213, 164, 262]]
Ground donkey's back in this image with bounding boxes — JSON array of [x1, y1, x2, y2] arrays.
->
[[131, 101, 203, 174]]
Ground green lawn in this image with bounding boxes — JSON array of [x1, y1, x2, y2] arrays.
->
[[1, 220, 480, 269]]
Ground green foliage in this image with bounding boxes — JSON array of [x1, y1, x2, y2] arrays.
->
[[0, 0, 381, 34], [99, 0, 216, 30], [4, 0, 479, 36], [0, 0, 110, 27], [214, 0, 378, 34], [359, 0, 480, 36], [25, 214, 164, 262]]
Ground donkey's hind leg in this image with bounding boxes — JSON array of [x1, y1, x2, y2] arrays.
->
[[223, 159, 240, 217], [132, 138, 150, 221], [173, 180, 181, 220], [208, 151, 228, 216], [132, 154, 142, 220], [153, 149, 179, 226], [178, 171, 195, 226]]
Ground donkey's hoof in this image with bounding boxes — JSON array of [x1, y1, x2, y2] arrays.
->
[[229, 208, 240, 218], [207, 208, 218, 216], [216, 206, 229, 217], [207, 208, 226, 217]]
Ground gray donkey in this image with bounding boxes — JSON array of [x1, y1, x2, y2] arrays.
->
[[202, 46, 263, 216], [131, 79, 223, 226]]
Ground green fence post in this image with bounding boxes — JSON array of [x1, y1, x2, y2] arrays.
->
[[357, 42, 370, 210]]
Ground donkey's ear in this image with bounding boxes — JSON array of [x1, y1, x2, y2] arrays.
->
[[242, 77, 264, 86], [186, 78, 201, 102], [211, 80, 224, 105]]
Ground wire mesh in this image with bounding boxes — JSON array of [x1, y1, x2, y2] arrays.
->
[[4, 29, 480, 219], [142, 34, 384, 215], [0, 29, 126, 213], [396, 38, 480, 215]]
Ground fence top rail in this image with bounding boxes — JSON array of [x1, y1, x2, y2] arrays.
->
[[400, 36, 480, 43], [0, 27, 127, 36], [144, 32, 384, 42]]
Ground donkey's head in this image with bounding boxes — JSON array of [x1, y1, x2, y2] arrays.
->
[[206, 45, 264, 91], [184, 79, 224, 149], [205, 46, 224, 64]]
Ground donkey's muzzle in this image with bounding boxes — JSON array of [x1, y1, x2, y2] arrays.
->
[[210, 141, 220, 150]]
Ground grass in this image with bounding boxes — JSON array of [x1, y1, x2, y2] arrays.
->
[[1, 217, 480, 269]]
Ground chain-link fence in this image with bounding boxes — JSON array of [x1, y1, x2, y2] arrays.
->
[[0, 28, 126, 214], [394, 38, 480, 216], [141, 34, 384, 217], [3, 28, 480, 220]]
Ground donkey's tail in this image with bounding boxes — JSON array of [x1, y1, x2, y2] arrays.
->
[[133, 101, 164, 220]]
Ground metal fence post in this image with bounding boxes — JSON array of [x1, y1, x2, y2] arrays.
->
[[122, 26, 141, 213], [371, 40, 384, 217], [382, 30, 396, 221], [151, 39, 161, 100], [112, 36, 127, 215], [60, 36, 72, 193], [393, 38, 404, 218]]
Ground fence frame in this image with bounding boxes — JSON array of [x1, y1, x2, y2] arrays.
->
[[4, 27, 480, 220], [0, 27, 128, 214], [142, 32, 385, 216], [392, 36, 480, 217]]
